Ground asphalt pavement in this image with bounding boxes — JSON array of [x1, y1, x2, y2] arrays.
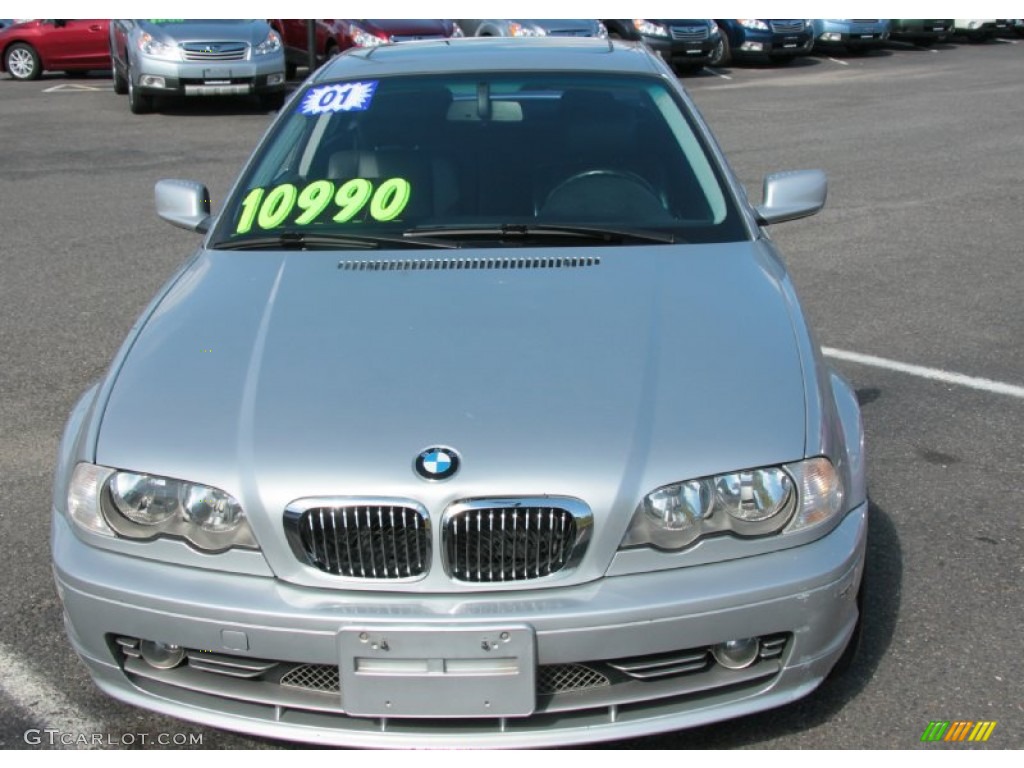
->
[[0, 38, 1021, 749]]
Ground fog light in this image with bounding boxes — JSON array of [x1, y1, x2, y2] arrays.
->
[[267, 73, 285, 85], [821, 32, 842, 41], [140, 75, 165, 88], [740, 41, 765, 51], [712, 637, 759, 669], [139, 640, 185, 669]]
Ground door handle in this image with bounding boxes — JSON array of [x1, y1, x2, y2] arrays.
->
[[90, 25, 103, 31]]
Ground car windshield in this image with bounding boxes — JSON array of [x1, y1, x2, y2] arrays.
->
[[210, 72, 749, 249]]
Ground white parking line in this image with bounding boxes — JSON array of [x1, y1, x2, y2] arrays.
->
[[704, 67, 732, 80], [827, 57, 850, 66], [0, 640, 105, 749], [823, 347, 1024, 399], [42, 83, 113, 93]]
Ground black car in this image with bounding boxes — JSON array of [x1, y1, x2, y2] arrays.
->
[[888, 19, 953, 46], [711, 19, 814, 66], [602, 19, 719, 73]]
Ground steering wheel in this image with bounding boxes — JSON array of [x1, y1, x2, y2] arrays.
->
[[539, 169, 670, 219]]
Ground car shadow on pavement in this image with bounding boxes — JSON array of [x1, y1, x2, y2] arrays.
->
[[151, 90, 299, 118], [610, 499, 903, 749]]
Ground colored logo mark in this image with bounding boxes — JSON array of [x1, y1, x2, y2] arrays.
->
[[921, 721, 997, 743], [414, 446, 460, 481]]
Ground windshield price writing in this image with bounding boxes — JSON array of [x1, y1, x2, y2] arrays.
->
[[235, 178, 411, 234]]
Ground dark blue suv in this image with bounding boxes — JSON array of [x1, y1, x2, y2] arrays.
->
[[602, 19, 720, 74], [711, 19, 813, 66]]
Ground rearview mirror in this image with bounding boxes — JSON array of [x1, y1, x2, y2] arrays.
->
[[155, 179, 212, 234], [754, 169, 827, 225]]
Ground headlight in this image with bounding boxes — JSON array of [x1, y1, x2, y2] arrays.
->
[[633, 19, 668, 37], [596, 21, 609, 38], [451, 23, 464, 38], [350, 24, 387, 47], [738, 19, 770, 31], [66, 463, 258, 552], [709, 21, 719, 36], [138, 32, 179, 60], [508, 22, 546, 37], [254, 29, 281, 55], [111, 472, 181, 525], [621, 458, 843, 551]]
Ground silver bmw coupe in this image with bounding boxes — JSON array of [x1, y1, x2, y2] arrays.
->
[[52, 37, 867, 747]]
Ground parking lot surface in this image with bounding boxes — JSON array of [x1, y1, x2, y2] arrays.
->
[[0, 38, 1021, 749]]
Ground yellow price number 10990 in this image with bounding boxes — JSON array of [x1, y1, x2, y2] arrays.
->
[[235, 177, 411, 234]]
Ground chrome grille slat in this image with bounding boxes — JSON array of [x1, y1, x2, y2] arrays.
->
[[115, 637, 141, 658], [442, 504, 580, 583], [770, 21, 805, 33], [287, 502, 430, 579], [180, 42, 247, 62], [670, 26, 709, 42], [608, 650, 709, 674], [614, 660, 709, 680]]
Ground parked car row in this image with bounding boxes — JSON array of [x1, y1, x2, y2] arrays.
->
[[1, 18, 1022, 110]]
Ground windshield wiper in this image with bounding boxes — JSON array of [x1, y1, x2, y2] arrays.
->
[[403, 223, 678, 244], [211, 231, 458, 251]]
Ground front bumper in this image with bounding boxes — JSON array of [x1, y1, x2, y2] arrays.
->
[[734, 30, 814, 59], [54, 503, 867, 747], [890, 21, 952, 40], [642, 36, 719, 66], [132, 55, 286, 97], [815, 29, 889, 47]]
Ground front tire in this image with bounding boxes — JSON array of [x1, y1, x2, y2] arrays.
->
[[126, 64, 153, 114], [673, 62, 704, 76], [112, 53, 128, 94], [260, 91, 286, 111], [709, 35, 731, 67], [5, 42, 41, 80]]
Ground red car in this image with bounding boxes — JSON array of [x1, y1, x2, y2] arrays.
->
[[269, 19, 461, 78], [1, 19, 110, 80]]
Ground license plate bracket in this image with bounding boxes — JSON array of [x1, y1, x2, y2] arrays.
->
[[339, 625, 536, 718], [203, 67, 231, 79]]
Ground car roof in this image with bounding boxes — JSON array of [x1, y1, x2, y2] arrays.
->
[[313, 37, 664, 82]]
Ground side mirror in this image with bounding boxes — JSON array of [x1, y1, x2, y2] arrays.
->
[[754, 169, 827, 225], [155, 179, 212, 234]]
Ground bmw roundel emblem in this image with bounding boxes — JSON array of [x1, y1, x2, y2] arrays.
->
[[414, 446, 460, 481]]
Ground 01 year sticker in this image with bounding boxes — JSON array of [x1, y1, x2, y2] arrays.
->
[[234, 178, 412, 234], [298, 82, 378, 115]]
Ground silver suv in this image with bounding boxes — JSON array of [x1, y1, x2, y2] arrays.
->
[[109, 19, 286, 114]]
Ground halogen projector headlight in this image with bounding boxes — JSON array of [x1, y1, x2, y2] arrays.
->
[[110, 472, 180, 525], [183, 485, 244, 532], [622, 458, 843, 552], [64, 464, 258, 552]]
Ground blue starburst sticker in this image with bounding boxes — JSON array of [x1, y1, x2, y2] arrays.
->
[[298, 81, 378, 116]]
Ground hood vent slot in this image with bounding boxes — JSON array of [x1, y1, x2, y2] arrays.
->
[[338, 256, 600, 272]]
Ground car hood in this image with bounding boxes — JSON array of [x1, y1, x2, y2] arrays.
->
[[362, 19, 453, 36], [517, 20, 603, 34], [139, 19, 271, 46], [97, 242, 807, 587]]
